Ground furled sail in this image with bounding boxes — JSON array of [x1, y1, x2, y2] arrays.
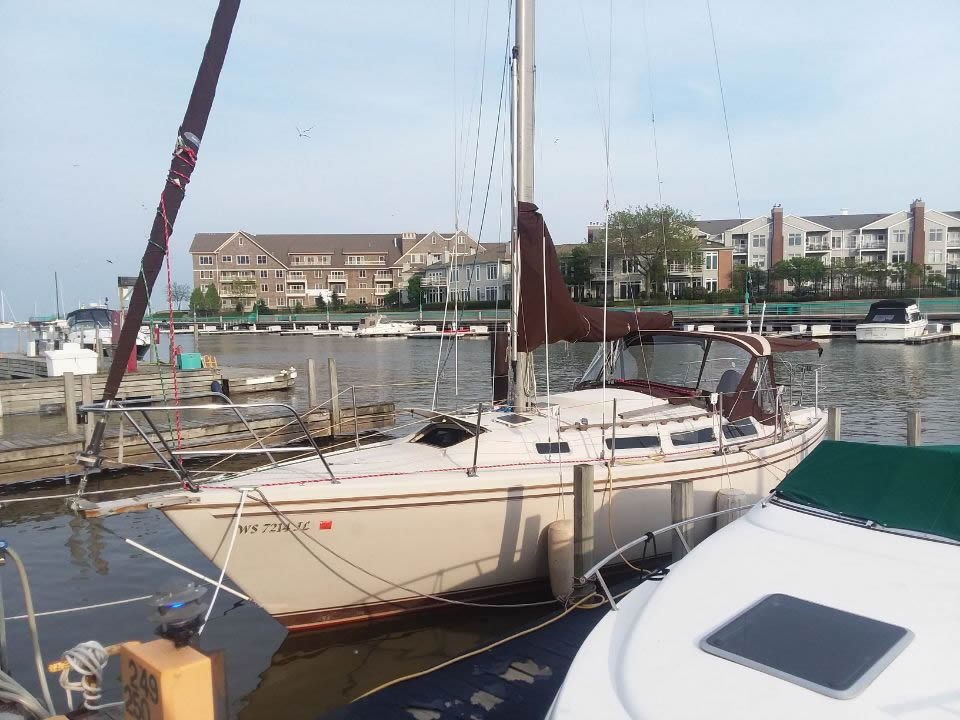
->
[[515, 202, 673, 352]]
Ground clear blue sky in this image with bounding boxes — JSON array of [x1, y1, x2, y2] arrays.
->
[[1, 1, 957, 318]]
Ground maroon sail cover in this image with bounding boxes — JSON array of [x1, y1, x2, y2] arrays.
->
[[515, 202, 673, 352]]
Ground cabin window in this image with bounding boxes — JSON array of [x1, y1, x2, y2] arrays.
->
[[605, 436, 659, 451], [671, 428, 716, 446], [722, 418, 758, 439], [536, 442, 570, 454]]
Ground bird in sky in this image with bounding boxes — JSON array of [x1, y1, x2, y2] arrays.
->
[[296, 125, 314, 139], [106, 259, 114, 264]]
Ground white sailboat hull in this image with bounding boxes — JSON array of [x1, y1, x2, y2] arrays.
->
[[164, 401, 824, 630]]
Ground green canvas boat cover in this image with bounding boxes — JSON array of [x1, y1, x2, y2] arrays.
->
[[776, 440, 960, 544]]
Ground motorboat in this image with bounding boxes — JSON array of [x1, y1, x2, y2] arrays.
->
[[407, 324, 491, 339], [548, 440, 960, 718], [352, 313, 417, 338], [855, 300, 927, 342], [66, 306, 152, 359]]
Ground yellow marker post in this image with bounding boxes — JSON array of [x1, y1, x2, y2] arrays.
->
[[120, 639, 218, 720]]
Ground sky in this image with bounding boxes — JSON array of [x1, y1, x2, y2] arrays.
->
[[1, 0, 958, 318]]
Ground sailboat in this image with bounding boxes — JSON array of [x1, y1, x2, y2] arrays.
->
[[0, 290, 17, 329], [77, 0, 826, 630]]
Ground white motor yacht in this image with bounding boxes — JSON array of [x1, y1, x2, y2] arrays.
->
[[548, 441, 960, 719], [351, 313, 418, 338], [855, 300, 927, 342], [66, 306, 152, 359]]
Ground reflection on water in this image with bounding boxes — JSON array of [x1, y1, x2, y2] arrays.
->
[[0, 330, 958, 717]]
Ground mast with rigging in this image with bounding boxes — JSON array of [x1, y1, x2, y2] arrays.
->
[[79, 0, 242, 472], [511, 0, 535, 410]]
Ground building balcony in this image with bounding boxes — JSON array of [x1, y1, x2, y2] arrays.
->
[[375, 286, 392, 296], [733, 245, 747, 254], [805, 242, 830, 252], [668, 263, 698, 274], [860, 241, 887, 251], [595, 270, 614, 279], [946, 234, 960, 248]]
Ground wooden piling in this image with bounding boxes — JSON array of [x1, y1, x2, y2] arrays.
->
[[307, 358, 318, 408], [671, 479, 694, 561], [907, 410, 922, 446], [63, 372, 77, 434], [573, 464, 595, 579], [80, 375, 93, 444], [328, 358, 340, 435], [94, 333, 103, 372], [827, 406, 841, 441], [193, 322, 200, 350]]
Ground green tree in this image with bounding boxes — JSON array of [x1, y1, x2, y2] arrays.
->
[[314, 294, 327, 310], [888, 261, 923, 293], [254, 298, 269, 315], [293, 300, 304, 314], [203, 284, 222, 314], [188, 286, 205, 312], [384, 289, 402, 307], [859, 261, 888, 291], [235, 301, 244, 313], [563, 246, 593, 300], [772, 257, 826, 294], [407, 276, 424, 307], [171, 282, 191, 310], [606, 204, 701, 297]]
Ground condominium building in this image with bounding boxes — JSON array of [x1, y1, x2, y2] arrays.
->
[[421, 245, 511, 304], [578, 200, 960, 295], [189, 229, 480, 309]]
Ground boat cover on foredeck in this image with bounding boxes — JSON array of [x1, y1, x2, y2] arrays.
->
[[776, 440, 960, 543], [516, 202, 673, 351]]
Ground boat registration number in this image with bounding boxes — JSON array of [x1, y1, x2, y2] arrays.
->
[[237, 520, 314, 534]]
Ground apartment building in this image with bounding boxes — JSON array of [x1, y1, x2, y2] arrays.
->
[[189, 229, 480, 309], [579, 200, 960, 295], [422, 245, 511, 304]]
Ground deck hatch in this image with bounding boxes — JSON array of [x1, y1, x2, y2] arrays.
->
[[494, 413, 534, 427], [604, 436, 659, 450], [700, 593, 912, 699], [535, 442, 570, 454]]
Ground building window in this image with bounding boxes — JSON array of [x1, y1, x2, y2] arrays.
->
[[928, 250, 944, 263], [359, 283, 367, 289], [704, 252, 718, 270], [289, 271, 304, 279], [752, 234, 766, 247], [485, 287, 497, 301], [788, 233, 802, 247], [379, 255, 386, 263], [315, 270, 322, 278], [275, 270, 284, 278], [457, 236, 464, 245], [466, 267, 473, 281], [476, 287, 483, 301], [431, 236, 437, 244], [756, 258, 766, 268], [487, 264, 498, 280], [831, 235, 842, 249], [199, 255, 213, 266], [276, 284, 285, 292], [451, 268, 459, 282], [221, 255, 232, 263], [891, 252, 905, 264], [260, 283, 268, 292], [846, 234, 858, 249], [892, 229, 906, 244], [200, 270, 213, 279], [359, 270, 367, 278], [236, 255, 249, 265], [705, 279, 718, 292], [318, 255, 330, 265], [237, 236, 243, 246], [929, 228, 944, 243], [259, 270, 268, 279], [256, 255, 267, 264], [359, 296, 367, 305]]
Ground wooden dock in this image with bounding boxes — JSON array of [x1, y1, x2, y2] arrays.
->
[[0, 401, 394, 486], [0, 364, 222, 416], [904, 331, 958, 345]]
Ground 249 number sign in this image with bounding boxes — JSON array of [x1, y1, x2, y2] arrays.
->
[[123, 658, 160, 720]]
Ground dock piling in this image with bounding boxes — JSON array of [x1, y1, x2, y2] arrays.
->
[[307, 358, 318, 408], [94, 333, 103, 372], [671, 479, 694, 561], [193, 322, 200, 350], [827, 406, 841, 440], [63, 372, 77, 434], [573, 464, 595, 580], [80, 375, 93, 444], [328, 358, 340, 435], [907, 410, 922, 446]]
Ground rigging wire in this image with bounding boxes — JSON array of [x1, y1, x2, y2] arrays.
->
[[705, 0, 742, 219], [600, 0, 614, 452]]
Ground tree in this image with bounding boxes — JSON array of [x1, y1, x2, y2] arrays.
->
[[314, 294, 327, 310], [563, 246, 593, 299], [606, 204, 701, 297], [888, 261, 923, 293], [407, 276, 424, 307], [293, 300, 304, 314], [188, 286, 205, 312], [203, 284, 222, 314], [772, 257, 826, 294], [384, 289, 402, 307], [171, 282, 191, 310], [235, 301, 244, 313]]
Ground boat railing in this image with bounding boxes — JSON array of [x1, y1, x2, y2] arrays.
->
[[580, 501, 765, 610], [77, 390, 336, 490]]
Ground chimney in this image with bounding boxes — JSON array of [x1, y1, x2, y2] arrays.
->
[[910, 199, 926, 275], [840, 208, 849, 216], [771, 205, 784, 291]]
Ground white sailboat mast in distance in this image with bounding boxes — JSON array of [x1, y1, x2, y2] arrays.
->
[[511, 0, 535, 410]]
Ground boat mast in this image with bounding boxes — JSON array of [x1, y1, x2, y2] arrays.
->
[[54, 272, 62, 320], [79, 0, 242, 470], [511, 0, 535, 410]]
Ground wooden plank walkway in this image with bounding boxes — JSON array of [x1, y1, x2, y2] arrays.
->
[[0, 401, 395, 486], [324, 576, 646, 720]]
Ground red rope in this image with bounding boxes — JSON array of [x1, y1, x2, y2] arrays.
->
[[160, 194, 183, 449]]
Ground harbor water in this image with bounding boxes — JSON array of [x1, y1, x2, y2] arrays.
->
[[0, 328, 958, 718]]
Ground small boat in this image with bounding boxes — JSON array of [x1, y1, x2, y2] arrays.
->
[[66, 305, 152, 359], [855, 300, 927, 342], [549, 440, 960, 718], [352, 313, 417, 338], [407, 324, 491, 339]]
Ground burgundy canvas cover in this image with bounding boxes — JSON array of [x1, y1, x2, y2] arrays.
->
[[516, 202, 673, 352]]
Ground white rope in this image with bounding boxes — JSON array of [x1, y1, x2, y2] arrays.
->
[[199, 487, 248, 634], [59, 641, 121, 711], [6, 594, 154, 622], [432, 259, 455, 409]]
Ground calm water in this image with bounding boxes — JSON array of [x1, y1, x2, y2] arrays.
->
[[0, 328, 958, 717]]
